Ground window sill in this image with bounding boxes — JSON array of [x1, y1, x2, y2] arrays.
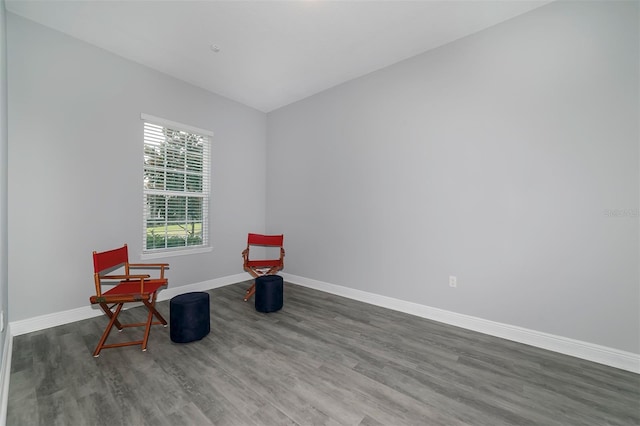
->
[[140, 246, 212, 260]]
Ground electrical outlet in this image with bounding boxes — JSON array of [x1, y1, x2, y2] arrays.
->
[[0, 310, 4, 332], [449, 276, 457, 288]]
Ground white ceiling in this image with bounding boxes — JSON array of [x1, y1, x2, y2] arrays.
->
[[5, 0, 552, 112]]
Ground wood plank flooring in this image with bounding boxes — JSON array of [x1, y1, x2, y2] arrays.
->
[[7, 281, 640, 425]]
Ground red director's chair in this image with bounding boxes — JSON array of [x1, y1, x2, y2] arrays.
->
[[89, 244, 168, 357], [242, 233, 284, 301]]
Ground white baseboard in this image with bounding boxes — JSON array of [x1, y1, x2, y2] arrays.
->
[[282, 273, 640, 374], [9, 273, 249, 337], [0, 325, 12, 426]]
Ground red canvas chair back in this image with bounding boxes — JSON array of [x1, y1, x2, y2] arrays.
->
[[247, 233, 284, 246], [93, 245, 129, 296], [242, 233, 284, 301], [93, 244, 128, 272], [90, 244, 169, 357]]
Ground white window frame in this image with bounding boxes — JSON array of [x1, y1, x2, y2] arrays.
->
[[141, 113, 212, 259]]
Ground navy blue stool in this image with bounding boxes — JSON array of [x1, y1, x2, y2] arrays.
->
[[255, 275, 283, 313], [170, 292, 210, 343]]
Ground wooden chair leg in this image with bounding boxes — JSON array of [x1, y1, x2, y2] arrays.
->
[[94, 303, 124, 357], [141, 300, 155, 351], [148, 292, 167, 325], [151, 307, 168, 326], [140, 293, 168, 351], [98, 302, 124, 330], [244, 282, 256, 301]]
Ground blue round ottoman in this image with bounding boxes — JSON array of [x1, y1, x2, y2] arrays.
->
[[170, 292, 210, 343], [255, 275, 283, 313]]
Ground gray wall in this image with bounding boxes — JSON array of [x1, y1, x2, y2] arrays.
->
[[0, 0, 8, 358], [267, 0, 639, 353], [7, 14, 267, 322], [5, 1, 639, 355]]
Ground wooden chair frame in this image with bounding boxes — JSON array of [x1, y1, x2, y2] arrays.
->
[[90, 244, 169, 357], [242, 233, 284, 301]]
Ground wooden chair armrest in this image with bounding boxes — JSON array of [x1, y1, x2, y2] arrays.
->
[[102, 274, 150, 280], [128, 263, 169, 268]]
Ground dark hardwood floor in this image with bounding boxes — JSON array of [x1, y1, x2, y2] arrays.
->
[[7, 281, 640, 425]]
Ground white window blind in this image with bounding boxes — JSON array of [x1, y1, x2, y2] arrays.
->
[[142, 114, 211, 253]]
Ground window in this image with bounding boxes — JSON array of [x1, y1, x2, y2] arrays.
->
[[142, 113, 211, 254]]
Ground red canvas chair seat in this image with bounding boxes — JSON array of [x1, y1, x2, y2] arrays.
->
[[100, 280, 166, 299], [242, 233, 284, 301], [89, 244, 168, 357]]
